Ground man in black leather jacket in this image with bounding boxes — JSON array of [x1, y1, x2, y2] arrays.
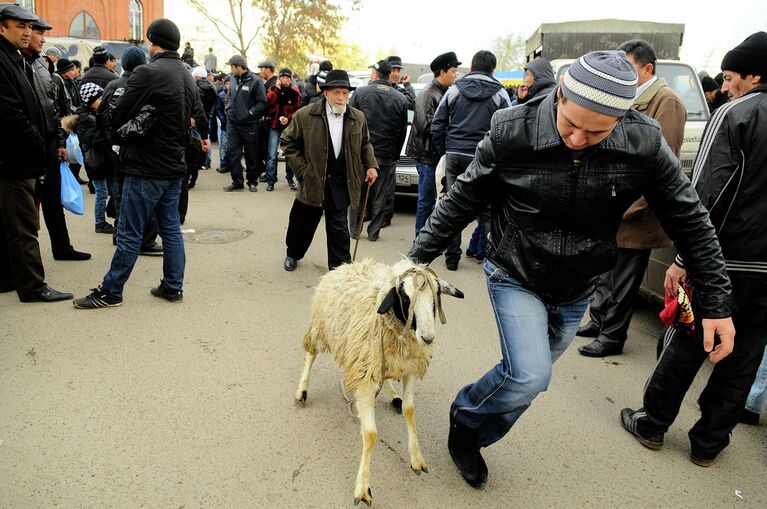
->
[[409, 51, 735, 488]]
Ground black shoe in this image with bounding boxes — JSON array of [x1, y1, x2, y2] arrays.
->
[[20, 285, 74, 303], [258, 174, 268, 183], [150, 283, 183, 303], [445, 259, 459, 271], [578, 340, 623, 357], [188, 179, 196, 189], [382, 218, 392, 228], [223, 184, 244, 192], [200, 165, 209, 171], [266, 183, 274, 192], [53, 249, 91, 261], [690, 453, 717, 467], [216, 167, 230, 174], [95, 222, 115, 234], [284, 256, 297, 272], [739, 409, 761, 426], [465, 249, 477, 259], [139, 243, 163, 256], [73, 286, 122, 309], [248, 184, 258, 192], [368, 234, 379, 242], [620, 408, 664, 450], [448, 412, 488, 488], [576, 323, 600, 338], [287, 179, 297, 191]]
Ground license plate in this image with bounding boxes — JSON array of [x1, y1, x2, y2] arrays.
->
[[396, 174, 410, 185]]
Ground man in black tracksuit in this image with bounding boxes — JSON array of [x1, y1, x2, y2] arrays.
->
[[622, 32, 767, 467], [222, 54, 266, 192], [349, 59, 407, 241]]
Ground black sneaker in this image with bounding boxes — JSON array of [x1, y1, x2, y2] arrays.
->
[[620, 408, 664, 450], [258, 173, 268, 183], [448, 412, 488, 488], [287, 179, 297, 191], [73, 286, 122, 309], [95, 222, 115, 234], [248, 184, 258, 192], [266, 183, 274, 192], [139, 243, 163, 256], [150, 283, 183, 303]]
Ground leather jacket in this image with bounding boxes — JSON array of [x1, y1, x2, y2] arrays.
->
[[28, 55, 70, 148], [405, 79, 447, 165], [410, 91, 732, 317]]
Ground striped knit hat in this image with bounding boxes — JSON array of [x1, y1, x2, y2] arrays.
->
[[562, 50, 637, 117]]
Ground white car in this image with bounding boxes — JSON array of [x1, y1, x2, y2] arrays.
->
[[395, 83, 426, 196]]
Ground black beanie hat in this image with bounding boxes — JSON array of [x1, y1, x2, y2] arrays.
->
[[721, 31, 767, 78], [56, 58, 75, 74], [701, 76, 719, 92], [146, 18, 181, 52], [92, 46, 109, 65]]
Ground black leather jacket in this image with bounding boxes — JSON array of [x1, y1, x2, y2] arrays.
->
[[410, 91, 732, 317], [405, 79, 447, 165], [27, 55, 70, 149]]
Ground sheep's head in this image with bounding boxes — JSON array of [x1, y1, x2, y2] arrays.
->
[[377, 263, 463, 345]]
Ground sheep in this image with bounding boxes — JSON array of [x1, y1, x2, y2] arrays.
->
[[295, 258, 464, 506]]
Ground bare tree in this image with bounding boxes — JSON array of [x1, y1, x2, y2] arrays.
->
[[186, 0, 259, 57], [492, 33, 528, 70]]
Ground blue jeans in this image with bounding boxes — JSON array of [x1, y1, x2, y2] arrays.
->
[[218, 124, 228, 169], [452, 259, 589, 447], [746, 346, 767, 414], [414, 161, 436, 237], [265, 128, 294, 184], [102, 176, 185, 299], [93, 177, 114, 225]]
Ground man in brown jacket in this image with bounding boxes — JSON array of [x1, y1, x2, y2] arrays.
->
[[281, 70, 378, 272], [578, 40, 686, 357]]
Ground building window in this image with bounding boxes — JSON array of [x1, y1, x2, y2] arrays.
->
[[129, 0, 143, 41], [17, 0, 35, 11], [69, 11, 101, 40]]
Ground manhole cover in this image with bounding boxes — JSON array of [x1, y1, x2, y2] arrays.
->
[[182, 228, 253, 244]]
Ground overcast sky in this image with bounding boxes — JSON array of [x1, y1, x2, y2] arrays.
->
[[167, 0, 766, 75]]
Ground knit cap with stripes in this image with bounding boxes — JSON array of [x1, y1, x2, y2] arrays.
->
[[562, 50, 637, 117]]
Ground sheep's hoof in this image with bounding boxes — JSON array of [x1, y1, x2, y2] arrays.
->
[[391, 397, 403, 414], [295, 390, 307, 404], [353, 487, 372, 506]]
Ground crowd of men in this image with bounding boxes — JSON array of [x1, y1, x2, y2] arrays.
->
[[1, 0, 765, 491]]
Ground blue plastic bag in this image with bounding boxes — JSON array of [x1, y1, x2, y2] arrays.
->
[[66, 133, 83, 166], [59, 161, 85, 215]]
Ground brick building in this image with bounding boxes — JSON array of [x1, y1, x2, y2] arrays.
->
[[18, 0, 163, 42]]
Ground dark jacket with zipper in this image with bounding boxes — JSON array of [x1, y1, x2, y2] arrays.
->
[[0, 35, 46, 179], [80, 63, 117, 89], [410, 90, 732, 318], [675, 84, 767, 278], [196, 78, 217, 118], [226, 70, 267, 125], [26, 54, 70, 153], [405, 78, 448, 165], [75, 105, 113, 179], [111, 51, 207, 180], [280, 99, 378, 208], [349, 79, 408, 161]]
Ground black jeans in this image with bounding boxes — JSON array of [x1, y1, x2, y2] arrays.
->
[[350, 157, 396, 239], [445, 153, 488, 264], [226, 121, 260, 187], [286, 199, 351, 270], [37, 161, 74, 256], [638, 272, 767, 459], [0, 178, 46, 298]]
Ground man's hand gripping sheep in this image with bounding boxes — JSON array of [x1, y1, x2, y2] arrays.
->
[[295, 258, 464, 506]]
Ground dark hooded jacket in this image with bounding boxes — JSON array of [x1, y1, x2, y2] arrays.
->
[[431, 71, 510, 156], [196, 78, 217, 118], [519, 58, 556, 103], [80, 63, 117, 89]]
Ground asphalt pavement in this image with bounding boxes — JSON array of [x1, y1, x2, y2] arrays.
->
[[1, 153, 765, 508]]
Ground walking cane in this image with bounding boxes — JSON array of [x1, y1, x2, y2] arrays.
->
[[352, 181, 372, 262]]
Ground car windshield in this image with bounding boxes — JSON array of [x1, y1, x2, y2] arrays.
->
[[556, 62, 709, 122]]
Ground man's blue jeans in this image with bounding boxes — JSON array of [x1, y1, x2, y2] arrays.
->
[[746, 346, 767, 414], [218, 124, 229, 170], [102, 176, 185, 299], [452, 259, 589, 447], [92, 177, 114, 226], [265, 127, 294, 184], [414, 161, 436, 237]]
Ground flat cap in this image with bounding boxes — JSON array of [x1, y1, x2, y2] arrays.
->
[[226, 54, 248, 68], [0, 3, 38, 22], [258, 60, 275, 70]]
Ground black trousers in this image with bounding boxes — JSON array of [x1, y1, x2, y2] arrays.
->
[[113, 173, 159, 249], [444, 153, 475, 263], [226, 122, 259, 187], [37, 162, 74, 256], [285, 199, 351, 270], [350, 157, 396, 239], [586, 247, 651, 349], [638, 272, 767, 459], [256, 120, 269, 176], [0, 178, 46, 298]]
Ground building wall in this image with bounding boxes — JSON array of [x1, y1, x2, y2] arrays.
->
[[38, 0, 163, 42]]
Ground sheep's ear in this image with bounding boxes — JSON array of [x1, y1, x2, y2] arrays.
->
[[439, 280, 464, 299], [377, 287, 398, 314]]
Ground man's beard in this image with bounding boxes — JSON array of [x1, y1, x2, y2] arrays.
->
[[330, 104, 346, 115]]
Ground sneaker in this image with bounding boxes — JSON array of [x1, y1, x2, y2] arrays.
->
[[266, 183, 274, 192], [248, 184, 258, 192], [620, 408, 664, 450], [223, 184, 244, 192], [95, 222, 115, 234], [73, 286, 122, 309], [258, 173, 268, 183], [287, 179, 297, 191], [216, 167, 230, 174], [150, 283, 183, 303], [139, 243, 163, 256]]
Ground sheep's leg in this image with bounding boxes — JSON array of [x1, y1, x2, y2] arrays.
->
[[402, 374, 428, 475], [353, 385, 377, 506], [295, 352, 316, 403], [383, 379, 402, 413]]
